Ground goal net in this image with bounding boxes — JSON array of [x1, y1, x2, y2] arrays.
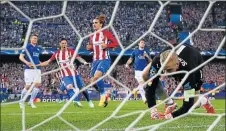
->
[[1, 1, 225, 131]]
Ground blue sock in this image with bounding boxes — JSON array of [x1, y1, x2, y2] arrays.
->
[[66, 93, 70, 100], [67, 89, 75, 98], [59, 94, 63, 101], [1, 93, 4, 101], [75, 94, 79, 102], [82, 89, 90, 101], [96, 80, 105, 95], [4, 93, 7, 100], [67, 89, 78, 102]]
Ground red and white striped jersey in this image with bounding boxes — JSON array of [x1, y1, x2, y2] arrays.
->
[[89, 30, 118, 61], [50, 48, 79, 77], [55, 71, 63, 84]]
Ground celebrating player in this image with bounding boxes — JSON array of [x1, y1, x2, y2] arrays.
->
[[125, 40, 152, 103], [86, 15, 118, 107], [19, 34, 41, 108], [38, 38, 94, 108], [142, 43, 215, 120]]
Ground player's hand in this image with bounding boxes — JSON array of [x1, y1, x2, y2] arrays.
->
[[26, 62, 34, 68], [86, 44, 92, 50], [144, 52, 149, 58], [101, 43, 107, 49]]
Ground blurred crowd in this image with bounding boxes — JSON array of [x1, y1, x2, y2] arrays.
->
[[0, 61, 225, 94], [1, 2, 225, 50]]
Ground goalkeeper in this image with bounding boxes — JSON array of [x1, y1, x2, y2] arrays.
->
[[142, 43, 215, 120]]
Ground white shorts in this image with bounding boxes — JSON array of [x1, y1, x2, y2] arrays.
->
[[135, 70, 144, 83], [24, 69, 41, 85]]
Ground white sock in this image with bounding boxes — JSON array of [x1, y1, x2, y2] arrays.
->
[[29, 87, 40, 103], [165, 98, 174, 105], [21, 88, 28, 100], [200, 96, 209, 106], [138, 85, 146, 102]]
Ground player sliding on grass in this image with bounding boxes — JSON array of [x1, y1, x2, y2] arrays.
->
[[142, 43, 215, 120], [37, 38, 94, 108], [86, 15, 118, 107], [125, 39, 152, 103]]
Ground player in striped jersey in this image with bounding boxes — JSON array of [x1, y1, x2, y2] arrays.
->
[[86, 15, 118, 107], [1, 74, 9, 103], [38, 38, 94, 107]]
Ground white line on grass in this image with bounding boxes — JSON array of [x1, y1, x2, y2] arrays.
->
[[2, 110, 143, 116]]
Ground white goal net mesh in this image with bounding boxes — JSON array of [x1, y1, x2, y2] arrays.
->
[[1, 0, 225, 131]]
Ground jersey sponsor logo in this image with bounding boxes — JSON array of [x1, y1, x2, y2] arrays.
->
[[58, 59, 70, 64], [33, 52, 39, 57], [178, 57, 187, 66], [138, 54, 145, 59]]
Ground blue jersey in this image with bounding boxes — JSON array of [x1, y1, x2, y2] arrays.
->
[[131, 49, 150, 71], [21, 43, 41, 69]]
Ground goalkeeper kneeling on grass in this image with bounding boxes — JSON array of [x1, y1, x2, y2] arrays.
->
[[142, 43, 215, 120]]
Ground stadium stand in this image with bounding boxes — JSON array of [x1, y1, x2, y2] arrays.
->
[[1, 2, 225, 50], [0, 1, 225, 96]]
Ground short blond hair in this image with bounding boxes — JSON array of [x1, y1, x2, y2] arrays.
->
[[160, 50, 178, 66]]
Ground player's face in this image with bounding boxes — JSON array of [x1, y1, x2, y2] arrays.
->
[[30, 36, 38, 45], [163, 57, 179, 74], [93, 19, 102, 30], [139, 40, 145, 48], [60, 40, 67, 50]]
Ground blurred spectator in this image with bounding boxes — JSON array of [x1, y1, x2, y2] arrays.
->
[[1, 1, 224, 50]]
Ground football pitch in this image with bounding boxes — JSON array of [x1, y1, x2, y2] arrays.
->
[[1, 100, 225, 131]]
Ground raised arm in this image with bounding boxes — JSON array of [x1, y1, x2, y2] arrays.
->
[[144, 51, 152, 63]]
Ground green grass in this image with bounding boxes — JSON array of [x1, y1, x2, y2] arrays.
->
[[1, 100, 225, 131]]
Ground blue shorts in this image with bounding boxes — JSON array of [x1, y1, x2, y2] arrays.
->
[[61, 75, 84, 91], [90, 60, 111, 77], [59, 83, 67, 92]]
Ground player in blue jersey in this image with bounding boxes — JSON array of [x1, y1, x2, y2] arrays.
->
[[125, 40, 152, 103], [19, 34, 41, 108]]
